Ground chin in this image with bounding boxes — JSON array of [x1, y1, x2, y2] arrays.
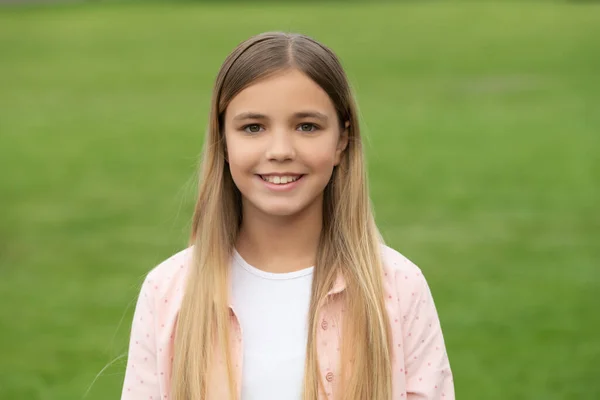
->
[[243, 194, 321, 219], [258, 204, 305, 218]]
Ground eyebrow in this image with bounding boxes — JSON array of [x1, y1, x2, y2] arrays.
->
[[232, 111, 329, 122], [232, 112, 269, 122], [292, 111, 329, 121]]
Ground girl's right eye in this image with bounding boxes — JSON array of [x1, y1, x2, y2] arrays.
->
[[243, 124, 264, 134]]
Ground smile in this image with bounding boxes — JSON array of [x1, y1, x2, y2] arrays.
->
[[259, 175, 303, 185]]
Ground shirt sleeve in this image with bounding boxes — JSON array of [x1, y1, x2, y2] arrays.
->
[[400, 268, 455, 399], [121, 273, 161, 399]]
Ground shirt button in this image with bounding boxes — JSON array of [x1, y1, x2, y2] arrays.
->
[[321, 319, 328, 330], [325, 372, 334, 382]]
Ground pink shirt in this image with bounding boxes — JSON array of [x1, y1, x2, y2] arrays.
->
[[121, 244, 455, 399]]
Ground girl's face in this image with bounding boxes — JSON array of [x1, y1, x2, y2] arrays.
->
[[224, 69, 348, 218]]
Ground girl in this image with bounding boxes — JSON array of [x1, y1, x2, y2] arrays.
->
[[121, 32, 454, 400]]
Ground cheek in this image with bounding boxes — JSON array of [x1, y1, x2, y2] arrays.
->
[[305, 147, 339, 176], [226, 137, 256, 175], [306, 136, 341, 167]]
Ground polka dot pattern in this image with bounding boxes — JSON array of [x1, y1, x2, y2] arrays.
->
[[121, 245, 454, 399]]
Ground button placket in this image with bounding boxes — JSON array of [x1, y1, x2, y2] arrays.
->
[[318, 296, 344, 399]]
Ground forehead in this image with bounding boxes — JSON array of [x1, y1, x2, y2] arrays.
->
[[225, 69, 336, 119]]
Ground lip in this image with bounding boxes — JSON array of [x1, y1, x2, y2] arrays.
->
[[256, 174, 305, 192], [258, 173, 303, 177]]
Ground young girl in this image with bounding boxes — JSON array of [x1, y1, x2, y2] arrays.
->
[[121, 32, 454, 400]]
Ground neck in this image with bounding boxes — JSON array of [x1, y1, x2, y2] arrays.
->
[[236, 197, 323, 274]]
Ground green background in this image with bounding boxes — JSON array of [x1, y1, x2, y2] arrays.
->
[[1, 1, 599, 399]]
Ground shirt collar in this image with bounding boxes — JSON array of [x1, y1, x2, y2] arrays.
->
[[327, 270, 347, 296]]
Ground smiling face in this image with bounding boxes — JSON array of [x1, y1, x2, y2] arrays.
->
[[223, 69, 348, 219]]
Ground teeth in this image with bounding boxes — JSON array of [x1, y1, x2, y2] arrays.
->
[[261, 175, 300, 184]]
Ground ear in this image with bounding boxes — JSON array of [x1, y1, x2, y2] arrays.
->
[[334, 121, 350, 166]]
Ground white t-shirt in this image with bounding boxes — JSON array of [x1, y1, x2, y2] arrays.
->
[[230, 250, 314, 400]]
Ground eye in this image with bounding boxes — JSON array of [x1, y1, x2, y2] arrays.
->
[[243, 124, 264, 134], [297, 123, 318, 132]]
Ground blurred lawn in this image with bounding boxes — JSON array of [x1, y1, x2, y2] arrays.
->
[[1, 1, 599, 399]]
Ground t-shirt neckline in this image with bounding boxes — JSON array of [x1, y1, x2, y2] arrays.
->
[[233, 249, 315, 280]]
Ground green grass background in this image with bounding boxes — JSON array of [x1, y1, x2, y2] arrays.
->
[[1, 1, 599, 399]]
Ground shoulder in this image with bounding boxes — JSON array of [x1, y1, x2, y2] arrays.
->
[[379, 243, 430, 298], [380, 243, 423, 277], [141, 246, 194, 302], [146, 246, 194, 280]]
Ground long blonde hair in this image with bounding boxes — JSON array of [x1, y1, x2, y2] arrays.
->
[[172, 32, 393, 400]]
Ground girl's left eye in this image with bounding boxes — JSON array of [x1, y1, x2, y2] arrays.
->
[[297, 123, 318, 132]]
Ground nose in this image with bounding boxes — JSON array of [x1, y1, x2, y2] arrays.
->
[[265, 129, 295, 161]]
